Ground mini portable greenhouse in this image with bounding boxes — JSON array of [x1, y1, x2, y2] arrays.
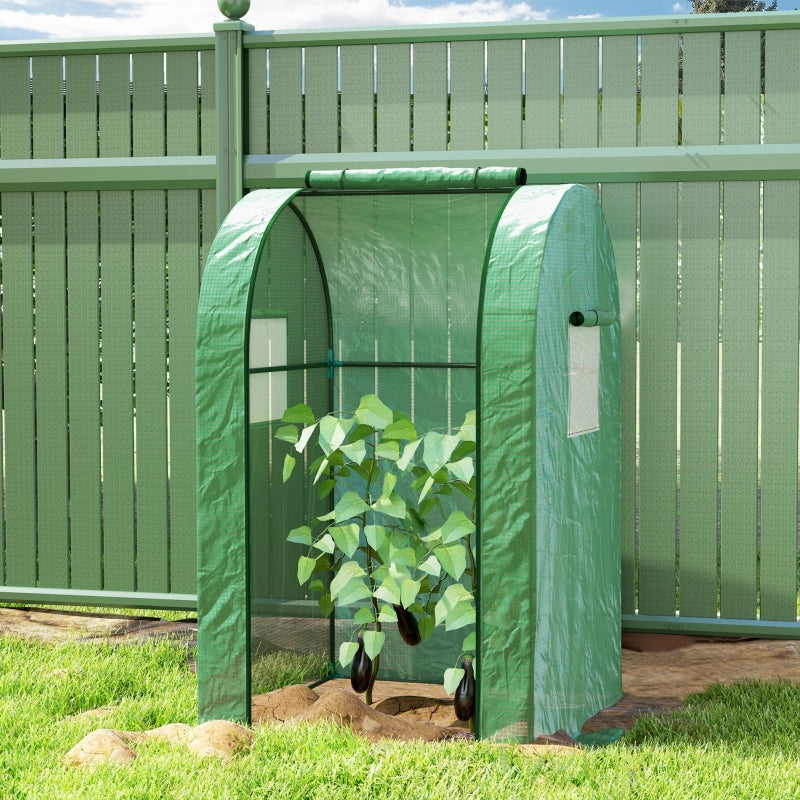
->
[[196, 167, 622, 741]]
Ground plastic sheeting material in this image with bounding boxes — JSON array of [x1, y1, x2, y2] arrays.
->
[[196, 175, 621, 739]]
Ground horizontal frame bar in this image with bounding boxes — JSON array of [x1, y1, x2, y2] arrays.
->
[[623, 614, 800, 640], [0, 157, 216, 192], [0, 586, 197, 610], [246, 145, 800, 188], [0, 34, 214, 57]]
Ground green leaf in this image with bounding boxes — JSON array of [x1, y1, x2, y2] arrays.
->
[[447, 456, 475, 484], [283, 403, 315, 426], [294, 422, 318, 453], [309, 579, 325, 592], [286, 525, 312, 546], [355, 394, 393, 429], [418, 475, 435, 503], [373, 491, 406, 520], [418, 615, 435, 641], [422, 431, 461, 474], [401, 578, 421, 609], [374, 575, 402, 606], [435, 542, 467, 581], [444, 667, 466, 695], [274, 424, 299, 444], [382, 416, 418, 441], [282, 453, 297, 482], [348, 423, 375, 442], [339, 640, 359, 668], [334, 491, 370, 522], [329, 523, 360, 558], [462, 631, 477, 653], [435, 584, 475, 632], [375, 440, 400, 461], [443, 600, 476, 631], [436, 510, 476, 545], [378, 604, 398, 623], [318, 415, 355, 454], [330, 561, 372, 605], [340, 439, 367, 464], [418, 554, 442, 577], [362, 629, 386, 660], [314, 457, 330, 484], [397, 439, 422, 471], [460, 410, 477, 442], [364, 524, 387, 551], [381, 471, 397, 499], [312, 533, 335, 554], [297, 556, 317, 585], [317, 479, 336, 499], [318, 594, 334, 617], [353, 606, 376, 625]]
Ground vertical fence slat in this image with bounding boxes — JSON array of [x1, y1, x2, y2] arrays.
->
[[562, 37, 598, 148], [412, 42, 447, 152], [167, 190, 200, 594], [200, 49, 216, 156], [3, 194, 37, 586], [0, 57, 32, 158], [98, 53, 132, 158], [449, 40, 485, 151], [759, 181, 799, 621], [65, 54, 98, 158], [132, 51, 165, 156], [722, 31, 761, 145], [764, 29, 800, 145], [600, 183, 638, 614], [486, 39, 521, 150], [641, 34, 680, 147], [340, 45, 375, 153], [32, 56, 64, 158], [637, 182, 678, 616], [267, 47, 302, 155], [34, 192, 70, 588], [719, 180, 759, 619], [681, 32, 721, 147], [376, 44, 410, 152], [167, 50, 200, 156], [67, 191, 103, 589], [304, 46, 338, 153], [678, 182, 721, 618], [600, 35, 637, 148], [523, 37, 559, 148], [247, 48, 268, 154], [134, 191, 169, 592], [100, 191, 136, 592]]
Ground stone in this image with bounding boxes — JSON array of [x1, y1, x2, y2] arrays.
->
[[187, 719, 253, 758], [63, 729, 136, 767]]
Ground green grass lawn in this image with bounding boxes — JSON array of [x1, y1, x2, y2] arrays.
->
[[3, 633, 800, 799]]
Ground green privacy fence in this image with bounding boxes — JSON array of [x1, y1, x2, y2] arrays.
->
[[1, 10, 800, 635]]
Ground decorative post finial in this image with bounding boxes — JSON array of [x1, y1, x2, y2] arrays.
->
[[217, 0, 250, 20]]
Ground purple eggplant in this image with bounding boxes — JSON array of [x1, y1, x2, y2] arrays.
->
[[393, 604, 421, 646], [350, 633, 372, 693], [453, 659, 475, 721]]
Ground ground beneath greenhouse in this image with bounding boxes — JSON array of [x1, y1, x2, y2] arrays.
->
[[3, 606, 800, 741]]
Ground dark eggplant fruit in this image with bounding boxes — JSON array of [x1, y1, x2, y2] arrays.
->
[[393, 604, 421, 646], [350, 633, 372, 693], [453, 659, 475, 721]]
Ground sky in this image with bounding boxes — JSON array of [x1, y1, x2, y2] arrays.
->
[[0, 0, 793, 42]]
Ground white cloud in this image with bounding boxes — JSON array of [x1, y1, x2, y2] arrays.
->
[[2, 0, 551, 39], [672, 2, 684, 9], [567, 12, 602, 17]]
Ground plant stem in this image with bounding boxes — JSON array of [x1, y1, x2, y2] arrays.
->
[[363, 429, 381, 705]]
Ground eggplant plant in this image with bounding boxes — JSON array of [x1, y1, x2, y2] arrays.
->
[[276, 394, 477, 709]]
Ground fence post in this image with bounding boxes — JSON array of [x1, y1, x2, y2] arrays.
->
[[214, 3, 254, 230]]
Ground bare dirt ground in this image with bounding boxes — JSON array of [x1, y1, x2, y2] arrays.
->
[[5, 606, 800, 743]]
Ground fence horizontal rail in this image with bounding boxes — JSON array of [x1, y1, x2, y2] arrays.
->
[[0, 156, 216, 192], [243, 144, 800, 188], [244, 10, 800, 48], [623, 615, 800, 640], [0, 587, 197, 610], [0, 34, 214, 57]]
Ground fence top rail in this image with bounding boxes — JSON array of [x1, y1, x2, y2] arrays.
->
[[1, 9, 799, 56], [0, 32, 214, 57], [244, 9, 800, 48]]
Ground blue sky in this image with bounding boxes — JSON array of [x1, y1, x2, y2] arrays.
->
[[0, 0, 793, 42]]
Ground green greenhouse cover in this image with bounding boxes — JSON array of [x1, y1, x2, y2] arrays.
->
[[196, 168, 621, 741]]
